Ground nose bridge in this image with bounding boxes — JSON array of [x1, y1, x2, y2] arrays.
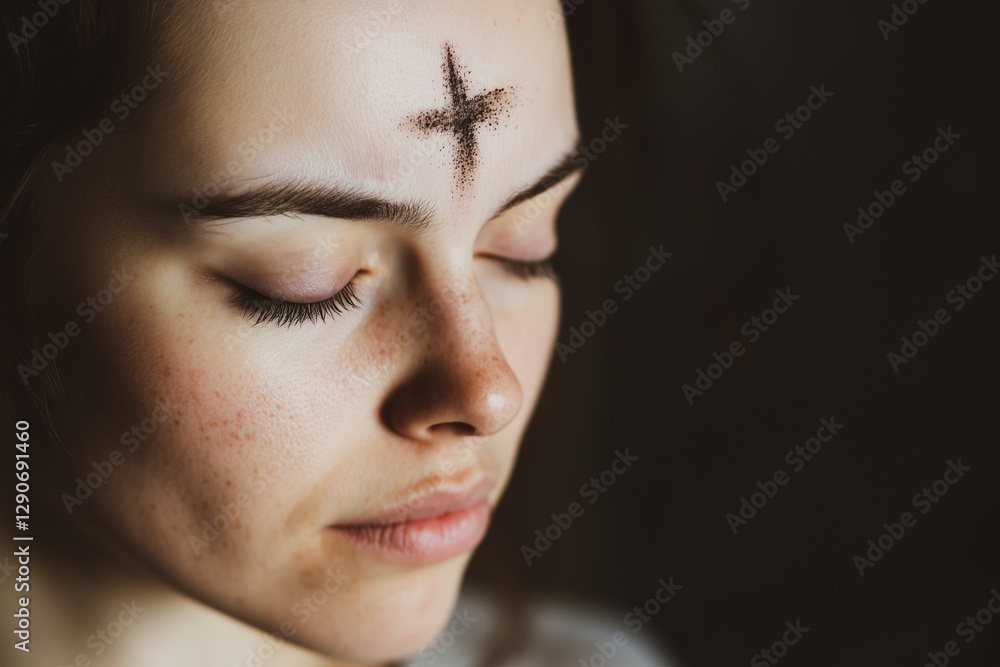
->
[[383, 269, 524, 441], [425, 270, 523, 427]]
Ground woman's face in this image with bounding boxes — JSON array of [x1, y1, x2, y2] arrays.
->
[[31, 0, 578, 661]]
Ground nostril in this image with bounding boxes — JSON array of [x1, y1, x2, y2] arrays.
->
[[428, 422, 477, 437]]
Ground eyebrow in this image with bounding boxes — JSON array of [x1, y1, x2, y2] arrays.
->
[[184, 142, 584, 228]]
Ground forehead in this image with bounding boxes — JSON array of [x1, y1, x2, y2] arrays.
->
[[152, 0, 577, 217]]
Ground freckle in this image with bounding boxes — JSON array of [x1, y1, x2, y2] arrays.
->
[[188, 338, 194, 344], [226, 479, 232, 487], [214, 391, 221, 398]]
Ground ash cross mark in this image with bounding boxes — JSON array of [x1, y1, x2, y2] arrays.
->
[[402, 43, 516, 194]]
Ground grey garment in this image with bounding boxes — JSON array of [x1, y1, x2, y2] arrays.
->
[[398, 590, 684, 667]]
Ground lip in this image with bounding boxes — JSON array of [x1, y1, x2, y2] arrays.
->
[[329, 476, 496, 564]]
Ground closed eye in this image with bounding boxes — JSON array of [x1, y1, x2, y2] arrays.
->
[[229, 254, 555, 328], [229, 281, 363, 327], [491, 257, 559, 282]]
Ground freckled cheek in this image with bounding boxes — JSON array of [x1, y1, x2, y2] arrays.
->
[[76, 318, 316, 539], [130, 361, 315, 523]]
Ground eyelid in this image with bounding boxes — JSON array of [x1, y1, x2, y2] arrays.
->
[[229, 280, 363, 327], [486, 255, 559, 282], [477, 212, 559, 260], [211, 234, 360, 303]]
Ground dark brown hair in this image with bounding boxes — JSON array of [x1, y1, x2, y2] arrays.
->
[[0, 0, 169, 437]]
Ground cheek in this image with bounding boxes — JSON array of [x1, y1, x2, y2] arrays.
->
[[53, 267, 339, 574], [495, 282, 560, 407]]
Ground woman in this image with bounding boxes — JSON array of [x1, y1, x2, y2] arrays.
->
[[2, 1, 671, 664]]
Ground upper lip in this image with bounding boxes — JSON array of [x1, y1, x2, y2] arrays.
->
[[333, 474, 497, 527]]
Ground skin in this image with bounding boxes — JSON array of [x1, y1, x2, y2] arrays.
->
[[4, 0, 579, 665]]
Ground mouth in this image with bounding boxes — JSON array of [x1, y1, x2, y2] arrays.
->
[[329, 475, 496, 564]]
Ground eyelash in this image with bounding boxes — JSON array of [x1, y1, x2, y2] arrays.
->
[[231, 258, 557, 327], [230, 282, 363, 327], [494, 257, 559, 282]]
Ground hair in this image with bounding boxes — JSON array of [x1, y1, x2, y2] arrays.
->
[[0, 0, 175, 453]]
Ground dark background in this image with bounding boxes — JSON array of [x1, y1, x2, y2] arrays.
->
[[471, 1, 1000, 665]]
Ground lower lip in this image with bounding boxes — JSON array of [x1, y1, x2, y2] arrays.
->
[[331, 501, 492, 564]]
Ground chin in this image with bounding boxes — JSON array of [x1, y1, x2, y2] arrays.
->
[[287, 555, 471, 662]]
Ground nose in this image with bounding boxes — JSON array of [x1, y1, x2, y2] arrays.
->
[[382, 276, 523, 443]]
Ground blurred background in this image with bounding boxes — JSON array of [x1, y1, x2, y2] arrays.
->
[[470, 1, 1000, 665]]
